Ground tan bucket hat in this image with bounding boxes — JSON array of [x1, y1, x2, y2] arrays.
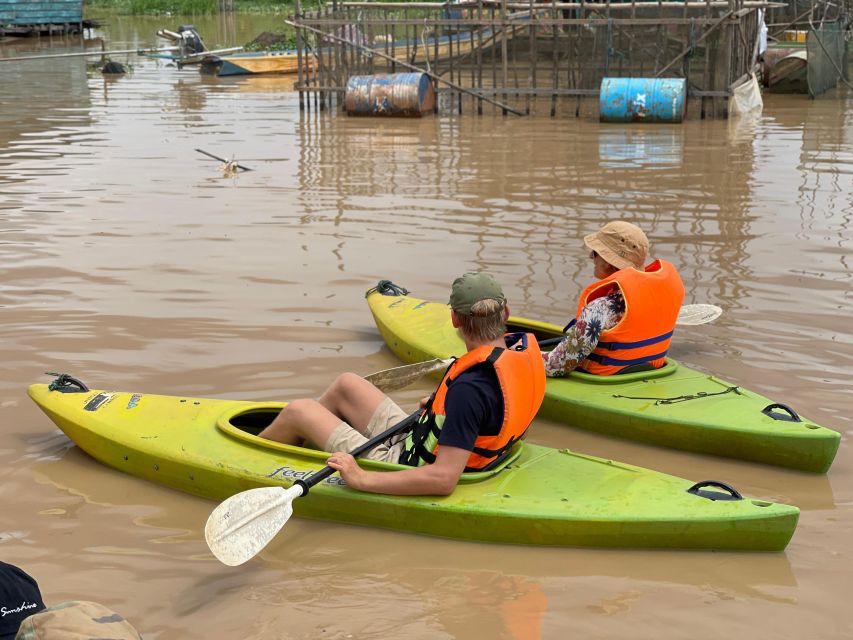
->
[[584, 221, 649, 270]]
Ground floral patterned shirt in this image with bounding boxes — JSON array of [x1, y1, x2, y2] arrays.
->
[[542, 289, 625, 377]]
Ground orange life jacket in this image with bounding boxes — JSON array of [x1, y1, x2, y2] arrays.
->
[[574, 258, 684, 376], [398, 333, 546, 471]]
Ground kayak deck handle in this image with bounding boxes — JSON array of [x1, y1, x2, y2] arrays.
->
[[761, 403, 802, 423], [46, 372, 90, 393], [686, 480, 743, 501]]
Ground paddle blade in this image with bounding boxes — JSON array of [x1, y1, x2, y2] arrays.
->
[[364, 358, 452, 392], [677, 304, 723, 326], [205, 485, 303, 566]]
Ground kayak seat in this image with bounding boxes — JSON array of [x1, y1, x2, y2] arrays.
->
[[617, 363, 658, 375]]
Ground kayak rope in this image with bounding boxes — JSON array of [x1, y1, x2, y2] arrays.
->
[[612, 386, 741, 405], [366, 280, 409, 297], [46, 372, 90, 393]]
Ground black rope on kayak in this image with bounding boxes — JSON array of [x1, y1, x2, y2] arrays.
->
[[612, 386, 741, 405], [365, 280, 409, 298], [46, 372, 90, 393]]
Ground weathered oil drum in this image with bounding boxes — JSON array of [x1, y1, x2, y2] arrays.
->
[[599, 78, 687, 123], [344, 73, 436, 117]]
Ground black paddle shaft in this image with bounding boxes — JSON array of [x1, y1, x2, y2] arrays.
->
[[195, 148, 253, 171], [294, 410, 421, 495]]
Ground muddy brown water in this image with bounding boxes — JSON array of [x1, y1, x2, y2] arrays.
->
[[1, 14, 851, 639]]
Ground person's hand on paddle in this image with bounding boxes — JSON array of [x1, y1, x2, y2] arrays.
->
[[419, 394, 432, 409], [327, 452, 367, 489]]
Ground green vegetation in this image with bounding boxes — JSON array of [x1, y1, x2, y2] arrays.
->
[[86, 0, 292, 16], [243, 29, 297, 50]]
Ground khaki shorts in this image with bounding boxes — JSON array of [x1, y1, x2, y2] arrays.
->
[[324, 396, 410, 463]]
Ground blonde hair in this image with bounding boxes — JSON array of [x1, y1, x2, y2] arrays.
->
[[456, 298, 506, 343]]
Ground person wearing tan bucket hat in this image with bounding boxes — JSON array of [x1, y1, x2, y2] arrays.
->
[[542, 221, 685, 377], [259, 273, 545, 496]]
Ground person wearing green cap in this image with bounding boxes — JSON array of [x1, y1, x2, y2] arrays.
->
[[259, 272, 546, 496], [544, 221, 685, 377]]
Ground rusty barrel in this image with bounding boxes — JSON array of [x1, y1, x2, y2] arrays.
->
[[344, 73, 436, 117], [599, 78, 687, 123]]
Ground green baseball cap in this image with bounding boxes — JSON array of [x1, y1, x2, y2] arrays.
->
[[449, 272, 506, 315]]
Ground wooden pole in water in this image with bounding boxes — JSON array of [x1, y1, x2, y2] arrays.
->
[[0, 46, 178, 63], [284, 18, 526, 115], [501, 0, 509, 115], [296, 0, 305, 111], [654, 9, 734, 77]]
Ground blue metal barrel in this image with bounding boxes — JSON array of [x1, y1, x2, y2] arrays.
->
[[599, 78, 687, 123], [345, 73, 436, 117]]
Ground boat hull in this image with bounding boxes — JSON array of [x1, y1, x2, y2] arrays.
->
[[201, 51, 309, 76], [763, 46, 808, 93], [366, 288, 839, 472], [28, 383, 798, 550]]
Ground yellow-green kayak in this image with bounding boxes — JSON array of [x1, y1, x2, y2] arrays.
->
[[29, 377, 798, 550], [366, 284, 840, 473]]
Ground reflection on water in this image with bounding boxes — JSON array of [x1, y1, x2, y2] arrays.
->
[[598, 127, 683, 169], [0, 16, 851, 640]]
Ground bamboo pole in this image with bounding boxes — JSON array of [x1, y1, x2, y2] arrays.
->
[[339, 1, 784, 9], [0, 46, 178, 63], [296, 0, 305, 111], [654, 8, 734, 76], [478, 0, 485, 114], [501, 0, 509, 115]]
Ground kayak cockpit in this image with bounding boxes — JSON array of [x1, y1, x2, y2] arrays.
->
[[216, 404, 521, 482]]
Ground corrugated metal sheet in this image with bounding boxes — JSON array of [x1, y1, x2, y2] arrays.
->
[[0, 0, 82, 25]]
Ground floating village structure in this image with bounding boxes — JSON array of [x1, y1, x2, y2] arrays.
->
[[0, 0, 83, 35], [289, 0, 851, 117]]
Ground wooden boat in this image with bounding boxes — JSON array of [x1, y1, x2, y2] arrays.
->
[[199, 16, 531, 77], [763, 45, 808, 94], [28, 377, 799, 550], [200, 49, 312, 76]]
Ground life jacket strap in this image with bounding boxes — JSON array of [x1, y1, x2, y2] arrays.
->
[[398, 417, 441, 466], [596, 329, 674, 351], [585, 349, 669, 367], [466, 433, 525, 472]]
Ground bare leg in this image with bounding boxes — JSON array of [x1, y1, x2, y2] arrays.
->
[[316, 372, 388, 431], [257, 398, 342, 448], [258, 373, 387, 448]]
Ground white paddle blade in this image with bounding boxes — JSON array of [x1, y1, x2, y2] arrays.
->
[[364, 358, 452, 392], [205, 485, 303, 566], [677, 304, 723, 326]]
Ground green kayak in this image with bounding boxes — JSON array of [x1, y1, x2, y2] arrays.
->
[[366, 284, 840, 473], [29, 378, 798, 550]]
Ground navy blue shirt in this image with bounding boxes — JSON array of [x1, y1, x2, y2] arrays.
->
[[436, 362, 504, 451]]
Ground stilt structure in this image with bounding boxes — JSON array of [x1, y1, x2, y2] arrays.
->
[[291, 0, 791, 118]]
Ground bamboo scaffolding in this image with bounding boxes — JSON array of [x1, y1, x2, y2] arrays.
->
[[296, 0, 766, 118], [287, 18, 527, 115]]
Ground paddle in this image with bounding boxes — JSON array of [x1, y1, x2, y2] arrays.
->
[[195, 148, 253, 172], [364, 358, 452, 393], [363, 303, 723, 392], [205, 409, 421, 566]]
